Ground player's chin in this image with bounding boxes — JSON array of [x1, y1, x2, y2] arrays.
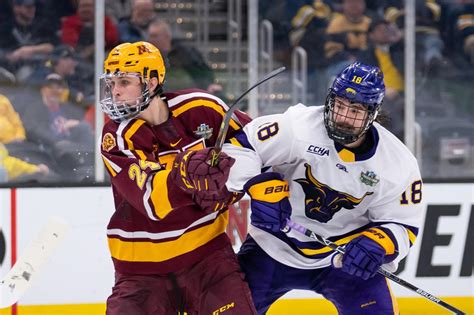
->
[[336, 126, 357, 134]]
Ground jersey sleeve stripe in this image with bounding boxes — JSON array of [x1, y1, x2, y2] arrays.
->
[[229, 137, 242, 147], [116, 120, 148, 160], [135, 150, 147, 160], [117, 121, 136, 158], [102, 154, 121, 177], [172, 99, 240, 130], [143, 175, 161, 221], [379, 222, 419, 247], [298, 233, 360, 256], [124, 120, 145, 150], [230, 131, 255, 150], [406, 228, 418, 246], [107, 212, 228, 262]]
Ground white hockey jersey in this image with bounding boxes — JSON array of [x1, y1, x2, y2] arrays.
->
[[223, 104, 423, 270]]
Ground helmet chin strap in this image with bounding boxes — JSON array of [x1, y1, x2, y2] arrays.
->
[[140, 79, 163, 110]]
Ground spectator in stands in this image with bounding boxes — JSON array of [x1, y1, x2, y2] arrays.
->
[[41, 0, 77, 32], [0, 0, 58, 81], [290, 0, 332, 50], [258, 0, 294, 65], [146, 19, 223, 94], [385, 0, 446, 74], [290, 0, 333, 103], [361, 18, 404, 101], [28, 45, 93, 110], [438, 0, 474, 117], [443, 0, 474, 65], [359, 18, 405, 139], [0, 94, 27, 144], [105, 0, 133, 24], [22, 74, 94, 180], [324, 0, 372, 78], [118, 0, 156, 43], [0, 143, 49, 183], [61, 0, 119, 61], [0, 94, 51, 182]]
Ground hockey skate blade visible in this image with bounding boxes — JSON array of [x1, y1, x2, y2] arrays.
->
[[0, 217, 70, 308]]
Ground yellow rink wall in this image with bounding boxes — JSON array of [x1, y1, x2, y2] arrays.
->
[[0, 297, 472, 315]]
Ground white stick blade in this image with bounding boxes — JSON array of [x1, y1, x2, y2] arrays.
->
[[0, 217, 70, 308]]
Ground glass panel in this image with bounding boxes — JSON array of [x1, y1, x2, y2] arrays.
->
[[258, 0, 474, 180], [0, 0, 97, 185], [1, 1, 472, 185], [414, 0, 474, 179]]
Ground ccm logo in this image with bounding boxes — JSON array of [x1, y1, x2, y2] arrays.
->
[[212, 302, 235, 314], [264, 185, 289, 194]]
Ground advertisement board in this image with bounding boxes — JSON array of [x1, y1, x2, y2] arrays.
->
[[0, 184, 472, 314]]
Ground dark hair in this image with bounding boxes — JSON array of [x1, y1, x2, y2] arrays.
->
[[368, 18, 389, 34]]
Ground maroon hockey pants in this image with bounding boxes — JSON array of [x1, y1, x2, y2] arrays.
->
[[106, 245, 257, 315]]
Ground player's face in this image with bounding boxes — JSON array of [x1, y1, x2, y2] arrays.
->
[[332, 97, 368, 134], [108, 75, 143, 105]]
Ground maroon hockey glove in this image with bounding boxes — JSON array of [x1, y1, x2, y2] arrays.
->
[[193, 187, 244, 214], [170, 148, 235, 194]]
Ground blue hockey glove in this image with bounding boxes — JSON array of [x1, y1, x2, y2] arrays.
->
[[244, 172, 291, 233], [339, 235, 386, 280]]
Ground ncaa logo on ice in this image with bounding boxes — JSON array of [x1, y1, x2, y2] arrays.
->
[[307, 145, 329, 156]]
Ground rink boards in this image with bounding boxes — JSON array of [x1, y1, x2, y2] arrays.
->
[[0, 184, 473, 314]]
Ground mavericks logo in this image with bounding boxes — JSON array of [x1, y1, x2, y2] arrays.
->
[[295, 163, 373, 223]]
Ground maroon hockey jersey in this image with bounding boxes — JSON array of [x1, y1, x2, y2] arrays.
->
[[100, 89, 251, 275]]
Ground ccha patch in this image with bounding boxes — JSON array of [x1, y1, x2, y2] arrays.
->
[[102, 132, 116, 152]]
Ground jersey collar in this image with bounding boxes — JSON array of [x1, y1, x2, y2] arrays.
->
[[334, 126, 379, 162]]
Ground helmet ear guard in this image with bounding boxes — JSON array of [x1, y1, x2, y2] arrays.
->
[[100, 42, 166, 122], [324, 62, 385, 145]]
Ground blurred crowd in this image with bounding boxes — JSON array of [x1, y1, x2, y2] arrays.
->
[[0, 0, 473, 184], [264, 0, 474, 178], [0, 0, 220, 184]]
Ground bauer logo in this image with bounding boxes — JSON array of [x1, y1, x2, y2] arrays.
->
[[307, 145, 329, 156]]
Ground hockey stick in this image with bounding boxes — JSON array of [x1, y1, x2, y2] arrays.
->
[[0, 216, 70, 308], [284, 219, 466, 315], [210, 66, 286, 166]]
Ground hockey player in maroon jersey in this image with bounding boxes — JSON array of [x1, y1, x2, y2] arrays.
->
[[99, 41, 256, 315]]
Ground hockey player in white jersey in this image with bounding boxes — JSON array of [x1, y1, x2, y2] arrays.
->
[[223, 62, 423, 314]]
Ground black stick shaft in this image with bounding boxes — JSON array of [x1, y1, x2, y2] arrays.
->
[[285, 219, 465, 315]]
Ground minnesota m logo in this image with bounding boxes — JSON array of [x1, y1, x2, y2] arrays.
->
[[137, 44, 151, 54]]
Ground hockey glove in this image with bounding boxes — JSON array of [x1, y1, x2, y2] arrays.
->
[[337, 235, 386, 280], [244, 172, 291, 233], [170, 148, 235, 194], [193, 187, 244, 214]]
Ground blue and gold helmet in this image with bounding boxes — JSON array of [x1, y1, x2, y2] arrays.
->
[[324, 62, 385, 145]]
